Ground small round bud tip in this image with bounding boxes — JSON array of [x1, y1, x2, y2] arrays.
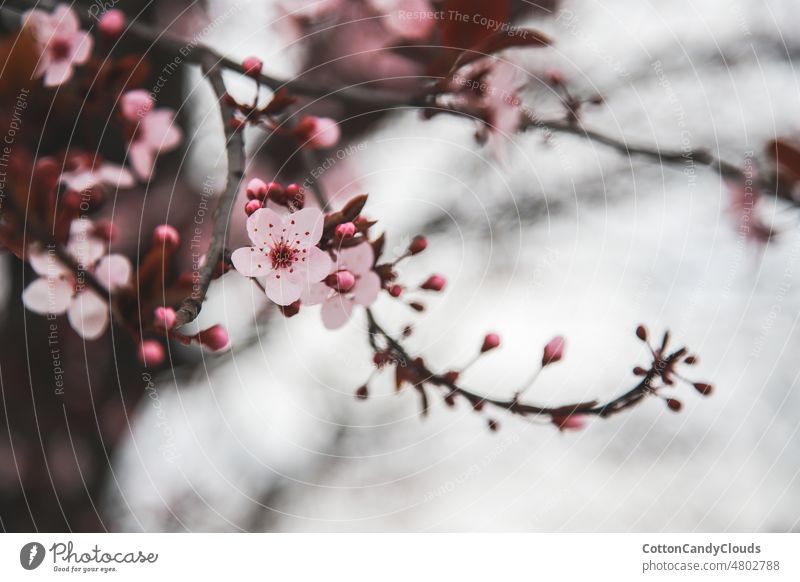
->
[[481, 333, 501, 353], [242, 56, 263, 78], [335, 222, 357, 239], [138, 340, 165, 367], [421, 274, 446, 292]]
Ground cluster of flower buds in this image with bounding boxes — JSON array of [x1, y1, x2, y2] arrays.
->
[[244, 178, 305, 214], [631, 325, 713, 414], [136, 305, 231, 367]]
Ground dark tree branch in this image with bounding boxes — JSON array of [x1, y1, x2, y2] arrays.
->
[[173, 54, 246, 327]]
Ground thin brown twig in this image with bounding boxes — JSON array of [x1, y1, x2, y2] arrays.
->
[[366, 309, 687, 420]]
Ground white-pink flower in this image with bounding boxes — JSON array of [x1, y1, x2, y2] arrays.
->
[[61, 159, 135, 192], [24, 4, 93, 87], [231, 208, 332, 305], [302, 242, 381, 329], [120, 90, 182, 180], [22, 220, 132, 340]]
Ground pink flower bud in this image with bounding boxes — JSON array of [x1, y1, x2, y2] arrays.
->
[[551, 414, 585, 431], [244, 199, 262, 216], [197, 325, 230, 352], [481, 333, 501, 353], [409, 235, 427, 255], [153, 224, 180, 250], [326, 270, 356, 293], [335, 222, 357, 239], [295, 116, 340, 149], [421, 274, 446, 292], [284, 183, 305, 209], [389, 285, 404, 298], [242, 55, 263, 78], [246, 178, 268, 200], [542, 335, 565, 366], [153, 307, 177, 331], [138, 340, 165, 367], [98, 9, 126, 38]]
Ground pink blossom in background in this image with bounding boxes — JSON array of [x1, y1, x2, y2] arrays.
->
[[22, 220, 132, 340], [24, 4, 93, 87], [231, 208, 332, 305], [302, 242, 380, 329], [295, 116, 341, 149], [60, 159, 135, 192], [120, 90, 182, 180]]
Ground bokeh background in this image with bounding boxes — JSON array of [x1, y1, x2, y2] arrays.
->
[[2, 0, 800, 531]]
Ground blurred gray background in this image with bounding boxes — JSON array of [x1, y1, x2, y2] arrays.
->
[[102, 0, 800, 531]]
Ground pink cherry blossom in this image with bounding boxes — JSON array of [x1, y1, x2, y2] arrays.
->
[[231, 208, 332, 305], [22, 220, 132, 340], [24, 4, 93, 87], [120, 90, 182, 180], [302, 242, 380, 329], [60, 159, 135, 193]]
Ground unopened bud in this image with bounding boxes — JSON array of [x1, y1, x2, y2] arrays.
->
[[336, 222, 357, 239], [421, 274, 446, 292], [481, 333, 501, 353], [409, 235, 427, 255], [242, 55, 263, 78], [138, 340, 165, 367]]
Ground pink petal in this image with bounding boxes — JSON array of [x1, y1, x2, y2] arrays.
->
[[22, 278, 72, 315], [285, 207, 325, 247], [374, 0, 436, 40], [143, 110, 182, 152], [337, 242, 374, 275], [28, 246, 70, 278], [66, 219, 105, 266], [61, 169, 98, 192], [305, 246, 333, 282], [95, 254, 131, 290], [321, 296, 355, 329], [98, 164, 135, 189], [247, 208, 283, 247], [300, 282, 332, 306], [263, 269, 304, 306], [231, 246, 271, 278], [353, 271, 381, 306], [69, 31, 93, 65], [68, 290, 109, 340], [43, 60, 73, 87], [31, 50, 50, 79], [120, 90, 154, 121], [128, 141, 154, 180], [52, 4, 79, 33]]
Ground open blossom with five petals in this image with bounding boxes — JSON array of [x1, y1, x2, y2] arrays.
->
[[22, 220, 132, 339], [24, 4, 93, 87], [120, 90, 182, 180], [231, 208, 332, 305], [302, 242, 381, 329]]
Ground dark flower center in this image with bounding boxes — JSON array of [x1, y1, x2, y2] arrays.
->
[[268, 240, 297, 270], [51, 37, 71, 60]]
